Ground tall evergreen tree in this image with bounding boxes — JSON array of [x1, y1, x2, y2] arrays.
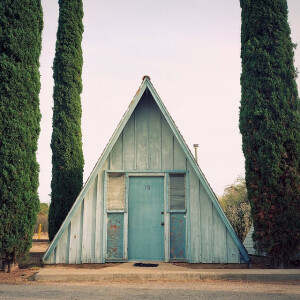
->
[[48, 0, 84, 241], [240, 0, 300, 267], [0, 1, 43, 272]]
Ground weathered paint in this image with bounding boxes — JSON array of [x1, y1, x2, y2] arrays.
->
[[106, 213, 124, 260], [148, 96, 162, 169], [174, 139, 186, 170], [55, 222, 69, 263], [161, 117, 173, 169], [82, 184, 94, 263], [123, 115, 135, 170], [135, 97, 148, 170], [43, 78, 249, 264], [95, 162, 108, 263], [110, 132, 123, 170], [227, 229, 240, 263], [164, 174, 170, 262], [69, 201, 83, 264], [170, 213, 186, 260], [188, 162, 201, 263], [213, 206, 227, 263]]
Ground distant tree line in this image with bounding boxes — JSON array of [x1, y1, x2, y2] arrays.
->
[[34, 203, 49, 234]]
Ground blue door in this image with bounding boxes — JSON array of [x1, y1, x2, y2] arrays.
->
[[128, 176, 164, 261]]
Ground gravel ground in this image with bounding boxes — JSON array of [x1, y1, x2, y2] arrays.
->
[[0, 280, 299, 299], [1, 241, 299, 299]]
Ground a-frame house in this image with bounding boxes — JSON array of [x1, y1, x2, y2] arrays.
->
[[43, 76, 250, 264]]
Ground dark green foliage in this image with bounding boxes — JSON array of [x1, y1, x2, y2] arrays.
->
[[240, 0, 300, 267], [219, 177, 251, 242], [0, 1, 43, 267], [48, 0, 84, 241]]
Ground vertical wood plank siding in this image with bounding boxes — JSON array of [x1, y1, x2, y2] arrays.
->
[[123, 115, 135, 170], [55, 224, 69, 263], [212, 207, 227, 263], [161, 117, 173, 169], [135, 96, 148, 169], [81, 185, 93, 262], [95, 161, 109, 263], [148, 96, 162, 169], [69, 201, 83, 263], [110, 133, 123, 170], [187, 162, 201, 263], [200, 184, 213, 263], [174, 139, 186, 170], [44, 93, 240, 264], [227, 230, 240, 263]]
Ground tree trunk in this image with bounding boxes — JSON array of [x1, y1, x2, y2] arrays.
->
[[3, 260, 18, 273], [270, 256, 289, 269]]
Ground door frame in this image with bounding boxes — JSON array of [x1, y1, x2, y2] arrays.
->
[[127, 175, 165, 261], [103, 170, 189, 262]]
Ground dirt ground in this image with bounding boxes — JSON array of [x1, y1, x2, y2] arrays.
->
[[175, 256, 299, 269], [0, 236, 299, 285], [32, 232, 49, 241], [0, 239, 119, 284], [0, 241, 48, 284]]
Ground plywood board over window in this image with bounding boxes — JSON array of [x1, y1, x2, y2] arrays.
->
[[107, 173, 125, 211]]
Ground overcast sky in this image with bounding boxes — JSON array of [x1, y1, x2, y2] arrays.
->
[[38, 0, 300, 203]]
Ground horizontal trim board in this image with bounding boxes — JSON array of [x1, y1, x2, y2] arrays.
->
[[108, 170, 188, 173], [170, 259, 188, 262], [105, 259, 128, 262]]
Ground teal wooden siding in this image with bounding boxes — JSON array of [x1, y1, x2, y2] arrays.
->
[[44, 88, 242, 264]]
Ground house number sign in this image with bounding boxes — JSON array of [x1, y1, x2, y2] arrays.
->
[[145, 185, 151, 190]]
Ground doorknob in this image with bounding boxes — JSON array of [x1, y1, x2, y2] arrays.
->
[[161, 222, 164, 226]]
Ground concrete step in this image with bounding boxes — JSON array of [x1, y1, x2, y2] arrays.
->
[[34, 263, 300, 282]]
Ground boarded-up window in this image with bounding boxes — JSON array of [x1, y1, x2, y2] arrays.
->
[[107, 173, 125, 210], [107, 213, 124, 259], [169, 174, 186, 210]]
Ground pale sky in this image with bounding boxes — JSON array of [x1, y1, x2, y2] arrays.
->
[[38, 0, 300, 203]]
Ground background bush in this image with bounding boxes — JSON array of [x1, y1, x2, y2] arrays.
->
[[34, 203, 49, 233], [219, 177, 251, 242]]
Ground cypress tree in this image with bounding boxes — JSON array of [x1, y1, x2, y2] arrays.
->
[[240, 0, 300, 267], [0, 1, 43, 271], [48, 0, 84, 241]]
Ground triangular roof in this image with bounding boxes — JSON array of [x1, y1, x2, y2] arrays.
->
[[44, 76, 250, 263]]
